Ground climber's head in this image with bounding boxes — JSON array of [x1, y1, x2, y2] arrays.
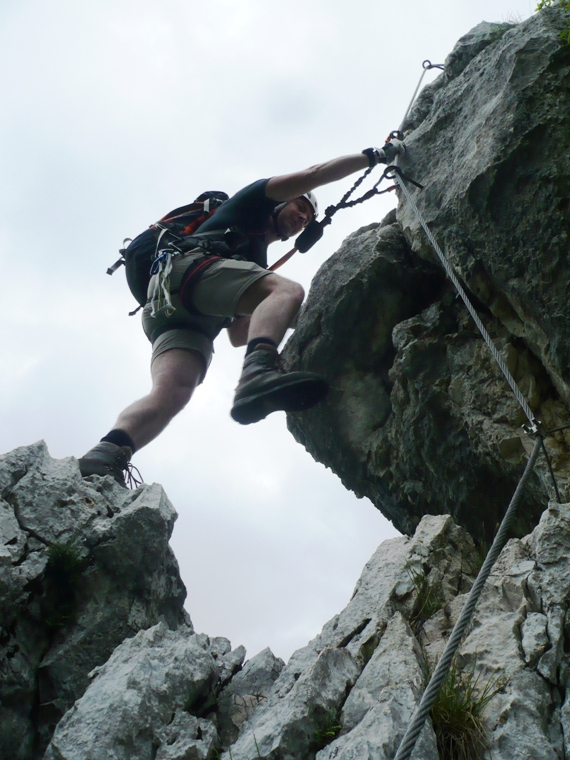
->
[[272, 192, 318, 241]]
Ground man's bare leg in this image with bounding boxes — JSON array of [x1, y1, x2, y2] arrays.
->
[[114, 348, 204, 451], [78, 348, 204, 484], [234, 273, 304, 342], [230, 273, 328, 424]]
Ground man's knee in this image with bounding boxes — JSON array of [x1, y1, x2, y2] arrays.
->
[[151, 376, 196, 418], [151, 349, 205, 412], [281, 278, 304, 309], [237, 274, 304, 315]]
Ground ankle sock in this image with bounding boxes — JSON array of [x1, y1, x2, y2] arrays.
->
[[246, 337, 277, 356], [101, 429, 136, 453]]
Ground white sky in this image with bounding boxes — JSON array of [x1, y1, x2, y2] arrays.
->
[[0, 0, 535, 661]]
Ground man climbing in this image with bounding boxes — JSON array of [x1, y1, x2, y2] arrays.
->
[[78, 142, 404, 486]]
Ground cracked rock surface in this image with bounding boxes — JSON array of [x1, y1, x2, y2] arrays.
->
[[45, 623, 243, 760], [3, 9, 570, 760], [4, 442, 570, 759], [0, 442, 284, 760], [284, 8, 570, 544], [0, 441, 187, 759], [221, 505, 570, 760]]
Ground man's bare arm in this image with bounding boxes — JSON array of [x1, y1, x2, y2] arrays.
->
[[265, 153, 370, 202]]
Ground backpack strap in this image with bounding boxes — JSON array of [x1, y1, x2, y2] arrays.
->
[[106, 239, 133, 276]]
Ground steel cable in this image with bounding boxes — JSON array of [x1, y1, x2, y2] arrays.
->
[[388, 57, 547, 760], [393, 435, 543, 760], [398, 60, 445, 133], [394, 173, 536, 428]]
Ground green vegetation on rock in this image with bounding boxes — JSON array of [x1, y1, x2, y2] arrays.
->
[[429, 662, 502, 760], [408, 565, 444, 636], [310, 709, 343, 752], [537, 0, 570, 43]]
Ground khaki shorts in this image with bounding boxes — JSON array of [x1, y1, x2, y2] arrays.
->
[[142, 250, 271, 381]]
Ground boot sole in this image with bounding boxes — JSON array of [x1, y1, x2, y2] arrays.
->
[[78, 459, 127, 488], [231, 377, 328, 425]]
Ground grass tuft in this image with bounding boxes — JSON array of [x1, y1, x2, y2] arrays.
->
[[311, 709, 342, 752], [429, 661, 503, 760], [407, 566, 444, 635]]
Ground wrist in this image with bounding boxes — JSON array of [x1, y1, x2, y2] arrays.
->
[[362, 147, 382, 167]]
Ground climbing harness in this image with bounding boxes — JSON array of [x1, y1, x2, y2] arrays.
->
[[107, 191, 229, 313], [382, 60, 567, 760], [148, 228, 177, 319]]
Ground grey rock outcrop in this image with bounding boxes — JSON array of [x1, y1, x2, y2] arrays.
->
[[45, 623, 242, 760], [4, 9, 570, 760], [217, 647, 285, 747], [222, 514, 474, 760], [399, 10, 570, 398], [218, 502, 570, 760], [0, 441, 187, 759], [0, 441, 284, 760], [284, 7, 570, 544], [42, 499, 570, 760]]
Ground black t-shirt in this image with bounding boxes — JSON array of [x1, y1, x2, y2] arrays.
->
[[197, 178, 278, 268]]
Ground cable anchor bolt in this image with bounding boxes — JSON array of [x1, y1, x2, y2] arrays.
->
[[522, 418, 545, 439]]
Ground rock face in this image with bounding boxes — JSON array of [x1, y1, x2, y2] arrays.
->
[[0, 442, 284, 760], [399, 10, 570, 398], [36, 486, 570, 760], [284, 7, 570, 544], [3, 9, 570, 760], [221, 504, 570, 760], [0, 441, 188, 759], [45, 625, 245, 760], [7, 439, 570, 760]]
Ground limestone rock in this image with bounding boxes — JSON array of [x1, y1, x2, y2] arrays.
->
[[0, 441, 187, 759], [340, 612, 420, 732], [521, 612, 549, 665], [7, 436, 570, 760], [218, 505, 570, 760], [217, 647, 285, 748], [398, 9, 570, 403], [284, 8, 570, 544], [222, 514, 475, 760], [45, 623, 221, 760]]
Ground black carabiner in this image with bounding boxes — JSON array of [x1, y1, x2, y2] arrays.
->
[[383, 165, 425, 190], [422, 59, 445, 71]]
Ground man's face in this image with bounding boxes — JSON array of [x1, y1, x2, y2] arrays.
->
[[276, 197, 314, 238]]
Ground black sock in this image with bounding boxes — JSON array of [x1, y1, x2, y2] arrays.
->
[[101, 429, 136, 453], [246, 337, 277, 356]]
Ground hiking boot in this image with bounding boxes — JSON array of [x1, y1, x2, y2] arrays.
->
[[78, 442, 133, 488], [230, 344, 328, 425]]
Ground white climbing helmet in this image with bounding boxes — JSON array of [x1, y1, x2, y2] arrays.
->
[[302, 191, 318, 220]]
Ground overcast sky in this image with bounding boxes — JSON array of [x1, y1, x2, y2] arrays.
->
[[0, 0, 535, 662]]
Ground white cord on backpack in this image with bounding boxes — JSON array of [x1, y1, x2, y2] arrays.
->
[[149, 249, 175, 318]]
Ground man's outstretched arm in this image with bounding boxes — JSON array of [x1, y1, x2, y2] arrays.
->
[[265, 152, 370, 202]]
